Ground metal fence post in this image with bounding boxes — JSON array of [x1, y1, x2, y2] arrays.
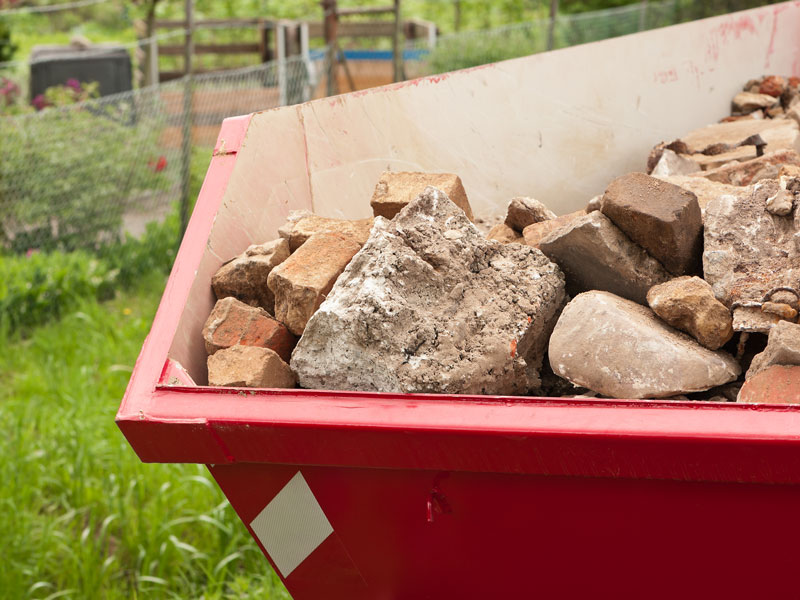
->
[[277, 23, 287, 106], [547, 0, 559, 51], [179, 0, 194, 238], [639, 0, 649, 31]]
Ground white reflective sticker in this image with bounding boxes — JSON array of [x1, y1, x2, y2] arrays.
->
[[249, 471, 334, 578]]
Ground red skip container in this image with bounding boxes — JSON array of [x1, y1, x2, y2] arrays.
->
[[119, 4, 800, 598]]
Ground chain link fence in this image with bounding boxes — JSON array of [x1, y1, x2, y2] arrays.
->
[[0, 52, 324, 255]]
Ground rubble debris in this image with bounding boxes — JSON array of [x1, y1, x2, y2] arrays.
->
[[759, 75, 786, 98], [746, 320, 800, 379], [538, 211, 670, 304], [207, 345, 296, 388], [646, 277, 733, 350], [487, 223, 524, 244], [646, 140, 690, 174], [737, 365, 800, 404], [586, 195, 603, 212], [655, 175, 742, 214], [291, 187, 566, 395], [680, 119, 800, 169], [202, 297, 296, 362], [267, 232, 362, 335], [650, 149, 701, 177], [521, 209, 586, 248], [732, 92, 779, 114], [504, 197, 556, 232], [695, 149, 800, 186], [370, 171, 474, 221], [278, 213, 373, 252], [703, 179, 800, 332], [548, 291, 741, 399], [211, 238, 290, 313], [601, 172, 702, 275]]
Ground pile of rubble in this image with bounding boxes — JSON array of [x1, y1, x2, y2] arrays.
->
[[201, 75, 800, 403]]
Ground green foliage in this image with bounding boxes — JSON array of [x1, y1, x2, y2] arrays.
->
[[0, 17, 17, 64], [0, 274, 291, 598], [427, 24, 544, 73], [0, 94, 169, 253]]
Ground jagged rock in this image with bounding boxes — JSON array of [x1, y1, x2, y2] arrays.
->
[[370, 171, 474, 221], [203, 296, 296, 361], [522, 210, 586, 247], [207, 345, 296, 389], [766, 187, 794, 216], [732, 92, 779, 114], [548, 291, 741, 399], [278, 213, 374, 252], [211, 238, 290, 313], [646, 277, 733, 350], [695, 149, 800, 186], [291, 187, 566, 395], [586, 195, 603, 212], [703, 179, 800, 331], [650, 149, 701, 177], [737, 365, 800, 404], [267, 232, 361, 335], [538, 211, 670, 305], [504, 197, 556, 232], [759, 75, 787, 98], [746, 320, 800, 379], [487, 223, 523, 244], [601, 172, 702, 275]]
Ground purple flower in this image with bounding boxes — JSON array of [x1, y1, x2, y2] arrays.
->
[[32, 94, 49, 111], [65, 78, 82, 92]]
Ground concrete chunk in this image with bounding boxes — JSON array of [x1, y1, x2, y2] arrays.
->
[[211, 238, 290, 313], [549, 291, 741, 399], [695, 149, 800, 186], [732, 91, 779, 114], [703, 180, 800, 331], [650, 149, 701, 177], [267, 232, 361, 335], [601, 172, 703, 275], [504, 197, 556, 232], [538, 211, 670, 305], [746, 320, 800, 379], [370, 171, 474, 221], [291, 187, 566, 395], [203, 297, 297, 362], [646, 277, 733, 350], [207, 345, 296, 388]]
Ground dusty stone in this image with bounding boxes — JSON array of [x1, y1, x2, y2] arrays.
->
[[656, 175, 743, 215], [521, 209, 586, 248], [732, 92, 779, 114], [601, 172, 703, 275], [538, 211, 670, 305], [207, 345, 296, 388], [277, 209, 313, 241], [291, 187, 566, 395], [646, 140, 691, 173], [267, 232, 361, 335], [211, 238, 290, 313], [766, 105, 785, 119], [504, 197, 556, 231], [646, 277, 733, 350], [202, 296, 297, 361], [759, 75, 787, 98], [747, 321, 800, 378], [680, 119, 800, 169], [761, 301, 798, 321], [370, 171, 474, 221], [703, 180, 800, 330], [280, 213, 374, 252], [487, 223, 523, 244], [549, 291, 740, 398], [786, 104, 800, 127], [586, 195, 603, 212], [650, 149, 701, 177], [766, 187, 794, 215], [737, 365, 800, 404], [696, 150, 800, 186]]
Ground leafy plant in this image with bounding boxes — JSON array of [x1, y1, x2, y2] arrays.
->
[[0, 17, 16, 65]]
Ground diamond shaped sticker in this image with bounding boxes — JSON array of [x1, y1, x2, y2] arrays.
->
[[249, 471, 334, 578]]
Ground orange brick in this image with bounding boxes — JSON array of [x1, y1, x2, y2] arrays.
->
[[203, 296, 297, 362], [370, 171, 474, 221], [267, 232, 361, 335], [207, 345, 296, 388], [738, 365, 800, 404]]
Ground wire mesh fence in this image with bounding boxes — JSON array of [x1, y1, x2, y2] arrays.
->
[[0, 52, 325, 256]]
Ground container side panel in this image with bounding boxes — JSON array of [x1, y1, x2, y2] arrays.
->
[[295, 3, 800, 220], [211, 462, 800, 600]]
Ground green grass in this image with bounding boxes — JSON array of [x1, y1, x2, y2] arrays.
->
[[0, 271, 291, 599]]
